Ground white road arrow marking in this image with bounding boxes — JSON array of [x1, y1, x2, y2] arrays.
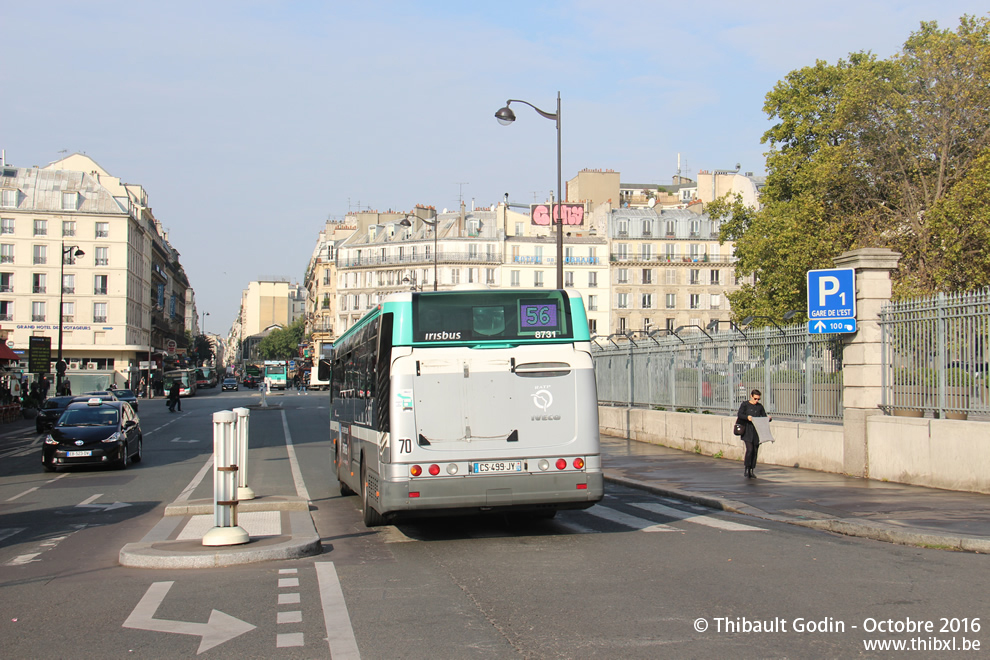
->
[[123, 581, 256, 654], [76, 494, 131, 512]]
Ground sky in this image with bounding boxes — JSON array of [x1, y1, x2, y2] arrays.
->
[[2, 1, 986, 333]]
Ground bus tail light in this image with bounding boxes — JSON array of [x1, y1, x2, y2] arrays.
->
[[410, 465, 422, 477], [409, 492, 420, 498], [555, 458, 567, 470], [573, 458, 585, 470], [576, 483, 588, 490], [428, 464, 440, 476]]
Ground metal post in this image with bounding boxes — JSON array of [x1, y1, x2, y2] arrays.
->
[[202, 410, 249, 546], [555, 91, 563, 290], [234, 407, 254, 500]]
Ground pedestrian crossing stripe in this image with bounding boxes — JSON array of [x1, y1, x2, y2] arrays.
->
[[630, 502, 766, 531], [583, 505, 678, 532]]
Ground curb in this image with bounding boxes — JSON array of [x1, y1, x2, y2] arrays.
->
[[603, 473, 989, 554], [119, 510, 323, 569]]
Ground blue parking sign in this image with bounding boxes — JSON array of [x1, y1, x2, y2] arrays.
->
[[807, 268, 857, 334]]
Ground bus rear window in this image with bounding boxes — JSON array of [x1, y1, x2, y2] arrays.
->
[[411, 290, 574, 343]]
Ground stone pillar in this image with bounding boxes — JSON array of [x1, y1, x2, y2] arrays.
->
[[834, 248, 901, 477]]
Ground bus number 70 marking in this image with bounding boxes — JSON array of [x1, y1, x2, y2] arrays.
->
[[399, 438, 412, 454]]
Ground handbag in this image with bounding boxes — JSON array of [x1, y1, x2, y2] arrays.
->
[[733, 422, 745, 436]]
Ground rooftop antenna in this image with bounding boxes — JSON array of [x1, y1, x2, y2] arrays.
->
[[454, 182, 469, 207]]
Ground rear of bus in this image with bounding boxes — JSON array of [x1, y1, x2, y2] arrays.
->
[[371, 289, 602, 521]]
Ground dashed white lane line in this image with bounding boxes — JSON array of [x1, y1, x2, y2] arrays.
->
[[279, 577, 300, 588], [277, 567, 304, 648], [6, 472, 69, 501], [278, 593, 300, 605], [276, 632, 305, 648], [277, 611, 302, 624]]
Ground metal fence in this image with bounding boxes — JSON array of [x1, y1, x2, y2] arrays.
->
[[592, 326, 844, 423], [880, 289, 990, 420]]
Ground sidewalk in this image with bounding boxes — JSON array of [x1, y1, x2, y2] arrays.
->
[[600, 434, 990, 553]]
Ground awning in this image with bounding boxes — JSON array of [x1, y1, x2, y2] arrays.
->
[[0, 343, 21, 361]]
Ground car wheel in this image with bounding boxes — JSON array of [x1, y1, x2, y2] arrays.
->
[[131, 437, 143, 463], [115, 446, 128, 470], [361, 461, 386, 527]]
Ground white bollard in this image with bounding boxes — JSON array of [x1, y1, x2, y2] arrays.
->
[[259, 380, 268, 407], [202, 410, 250, 547], [233, 407, 255, 500]]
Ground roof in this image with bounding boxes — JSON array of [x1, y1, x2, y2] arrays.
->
[[0, 167, 129, 215]]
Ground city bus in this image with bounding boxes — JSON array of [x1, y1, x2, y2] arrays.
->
[[323, 288, 603, 527], [163, 369, 197, 397], [264, 361, 287, 390]]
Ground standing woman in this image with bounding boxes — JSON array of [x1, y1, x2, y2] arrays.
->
[[736, 389, 771, 478]]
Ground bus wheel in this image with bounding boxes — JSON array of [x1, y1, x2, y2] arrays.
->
[[361, 463, 386, 527], [337, 456, 354, 496]]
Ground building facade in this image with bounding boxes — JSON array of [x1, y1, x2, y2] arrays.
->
[[0, 154, 190, 389]]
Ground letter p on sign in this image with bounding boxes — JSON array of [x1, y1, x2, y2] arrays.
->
[[818, 276, 840, 306]]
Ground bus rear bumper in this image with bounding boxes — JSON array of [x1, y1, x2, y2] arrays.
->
[[377, 471, 604, 520]]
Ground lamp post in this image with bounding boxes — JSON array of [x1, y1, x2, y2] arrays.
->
[[201, 310, 210, 335], [57, 242, 84, 394], [399, 215, 439, 291], [495, 93, 564, 289]]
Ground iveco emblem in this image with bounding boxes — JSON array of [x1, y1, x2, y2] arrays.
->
[[74, 440, 84, 446]]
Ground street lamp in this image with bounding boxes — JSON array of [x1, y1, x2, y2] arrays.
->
[[740, 315, 785, 335], [201, 310, 210, 334], [495, 93, 564, 289], [399, 215, 439, 291], [57, 242, 84, 394]]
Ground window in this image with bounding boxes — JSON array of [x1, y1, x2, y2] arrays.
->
[[468, 244, 478, 259], [665, 293, 676, 309], [60, 273, 74, 295], [665, 268, 677, 285], [642, 293, 653, 309], [0, 300, 11, 321], [534, 246, 543, 262], [665, 220, 676, 236], [1, 244, 13, 264], [0, 273, 10, 293], [588, 318, 597, 334], [1, 190, 17, 208], [95, 222, 109, 238], [451, 268, 460, 284], [0, 218, 12, 234], [564, 271, 574, 287], [32, 301, 46, 322], [588, 271, 598, 288], [61, 192, 78, 211], [94, 302, 107, 323], [62, 220, 76, 237], [690, 294, 701, 310], [587, 295, 598, 311], [511, 245, 520, 261], [710, 294, 721, 310], [642, 220, 652, 236], [32, 273, 46, 294], [710, 269, 721, 285], [617, 268, 628, 284], [510, 270, 520, 287], [565, 247, 574, 262], [61, 301, 74, 322], [33, 244, 47, 265], [690, 269, 701, 285], [664, 243, 678, 260], [63, 247, 79, 265], [690, 243, 701, 259], [514, 222, 524, 235], [34, 219, 47, 236], [642, 269, 653, 284], [617, 220, 628, 236], [533, 271, 544, 287], [485, 268, 496, 284], [617, 293, 628, 309], [467, 267, 478, 283], [94, 247, 109, 266], [615, 244, 628, 260], [618, 317, 627, 333], [94, 275, 108, 295], [640, 243, 653, 260], [321, 294, 330, 309]]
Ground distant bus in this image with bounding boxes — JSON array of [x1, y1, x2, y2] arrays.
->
[[264, 361, 287, 390], [163, 369, 197, 397], [310, 341, 333, 391], [325, 288, 603, 527]]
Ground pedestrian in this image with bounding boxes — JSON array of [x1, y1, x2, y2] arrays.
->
[[736, 389, 771, 479], [168, 381, 181, 413]]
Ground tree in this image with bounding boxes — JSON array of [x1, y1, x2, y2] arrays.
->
[[192, 335, 213, 364], [258, 317, 306, 360], [716, 16, 990, 319]]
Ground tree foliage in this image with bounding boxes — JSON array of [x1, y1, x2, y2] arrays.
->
[[716, 15, 990, 320], [257, 317, 306, 360]]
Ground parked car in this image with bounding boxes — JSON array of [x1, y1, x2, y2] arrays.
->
[[222, 378, 239, 391], [36, 396, 77, 434], [113, 389, 139, 412], [42, 398, 143, 472]]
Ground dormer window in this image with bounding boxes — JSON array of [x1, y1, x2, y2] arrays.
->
[[61, 191, 79, 211], [1, 189, 17, 208]]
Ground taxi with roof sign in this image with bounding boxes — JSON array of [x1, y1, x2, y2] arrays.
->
[[41, 398, 143, 472]]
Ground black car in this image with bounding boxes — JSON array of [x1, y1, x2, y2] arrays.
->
[[222, 378, 239, 391], [78, 390, 120, 402], [241, 375, 258, 388], [113, 388, 139, 412], [36, 396, 77, 434], [42, 399, 143, 472]]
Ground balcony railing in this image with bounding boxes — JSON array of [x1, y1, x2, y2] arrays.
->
[[338, 252, 503, 268], [94, 316, 107, 323], [94, 288, 107, 295], [32, 315, 45, 322], [0, 314, 11, 321], [611, 254, 737, 265], [32, 286, 45, 294]]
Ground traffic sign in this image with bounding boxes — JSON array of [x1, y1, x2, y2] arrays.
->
[[807, 268, 857, 334]]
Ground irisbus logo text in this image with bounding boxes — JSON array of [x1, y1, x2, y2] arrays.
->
[[424, 331, 462, 341]]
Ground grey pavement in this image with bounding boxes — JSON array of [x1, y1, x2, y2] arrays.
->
[[116, 426, 990, 569], [601, 433, 990, 553]]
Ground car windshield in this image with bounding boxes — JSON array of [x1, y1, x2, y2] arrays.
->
[[116, 390, 135, 398], [59, 408, 119, 427], [44, 398, 72, 410]]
